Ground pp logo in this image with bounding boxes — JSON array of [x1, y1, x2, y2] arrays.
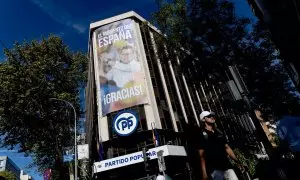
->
[[113, 110, 139, 136]]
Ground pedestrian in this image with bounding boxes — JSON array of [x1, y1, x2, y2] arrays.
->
[[197, 111, 244, 180]]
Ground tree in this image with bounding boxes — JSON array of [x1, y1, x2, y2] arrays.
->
[[0, 36, 87, 179], [152, 0, 300, 118], [0, 171, 16, 180]]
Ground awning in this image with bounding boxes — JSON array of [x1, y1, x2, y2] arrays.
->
[[93, 145, 187, 173]]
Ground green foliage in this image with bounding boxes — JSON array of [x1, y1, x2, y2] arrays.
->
[[77, 161, 93, 180], [0, 171, 16, 180], [0, 35, 87, 178], [233, 149, 257, 177], [152, 0, 188, 47]]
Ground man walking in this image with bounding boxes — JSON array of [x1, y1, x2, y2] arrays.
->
[[198, 111, 243, 180]]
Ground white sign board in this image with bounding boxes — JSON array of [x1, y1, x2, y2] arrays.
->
[[93, 145, 186, 173], [78, 144, 89, 160]]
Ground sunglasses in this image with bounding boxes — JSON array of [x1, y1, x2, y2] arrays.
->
[[205, 115, 215, 119]]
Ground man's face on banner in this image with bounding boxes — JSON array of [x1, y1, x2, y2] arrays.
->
[[120, 47, 133, 64], [101, 52, 115, 73]]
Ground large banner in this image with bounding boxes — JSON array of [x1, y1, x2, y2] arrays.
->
[[94, 19, 148, 115]]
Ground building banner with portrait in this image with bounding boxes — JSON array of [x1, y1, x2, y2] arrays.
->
[[93, 19, 148, 115]]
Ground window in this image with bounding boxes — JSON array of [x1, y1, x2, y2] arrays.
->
[[0, 160, 4, 167]]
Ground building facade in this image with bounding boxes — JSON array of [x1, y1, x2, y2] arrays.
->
[[0, 156, 21, 180], [85, 11, 262, 179]]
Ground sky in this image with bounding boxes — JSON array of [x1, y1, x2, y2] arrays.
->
[[0, 0, 158, 61], [0, 0, 254, 179]]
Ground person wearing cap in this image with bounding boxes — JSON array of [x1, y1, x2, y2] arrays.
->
[[197, 111, 243, 180]]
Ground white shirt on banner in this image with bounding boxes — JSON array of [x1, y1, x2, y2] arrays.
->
[[106, 60, 141, 88]]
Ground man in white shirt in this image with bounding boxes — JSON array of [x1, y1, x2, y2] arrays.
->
[[106, 45, 141, 88]]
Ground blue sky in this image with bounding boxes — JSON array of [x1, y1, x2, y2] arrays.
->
[[0, 0, 254, 179], [0, 0, 158, 61]]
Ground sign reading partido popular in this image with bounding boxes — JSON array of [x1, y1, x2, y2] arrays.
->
[[94, 148, 158, 173], [93, 19, 148, 115], [93, 145, 188, 173], [113, 110, 139, 136]]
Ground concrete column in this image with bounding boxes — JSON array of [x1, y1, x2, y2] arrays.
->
[[206, 80, 218, 112], [135, 22, 162, 130], [181, 75, 200, 126], [149, 32, 178, 131], [212, 85, 225, 115], [200, 82, 211, 111], [98, 116, 109, 142], [164, 46, 188, 124], [195, 87, 204, 112], [168, 61, 188, 124]]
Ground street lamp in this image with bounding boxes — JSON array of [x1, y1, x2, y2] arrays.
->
[[50, 98, 78, 180]]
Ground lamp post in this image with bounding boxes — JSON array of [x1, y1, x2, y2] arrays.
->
[[50, 98, 77, 180]]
